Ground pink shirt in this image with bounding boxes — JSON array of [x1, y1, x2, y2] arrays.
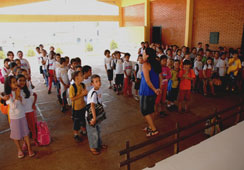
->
[[161, 66, 171, 85]]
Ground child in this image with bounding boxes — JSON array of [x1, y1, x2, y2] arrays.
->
[[157, 47, 164, 57], [194, 54, 203, 92], [40, 50, 49, 87], [55, 53, 62, 104], [203, 57, 215, 96], [123, 53, 133, 97], [82, 65, 93, 92], [216, 53, 228, 90], [104, 49, 113, 89], [155, 55, 171, 117], [174, 49, 182, 61], [16, 74, 37, 146], [178, 60, 195, 113], [2, 58, 10, 79], [57, 58, 70, 112], [46, 51, 56, 94], [166, 49, 173, 59], [167, 60, 180, 111], [86, 74, 107, 155], [167, 58, 174, 69], [114, 51, 124, 95], [134, 55, 143, 101], [68, 58, 77, 82], [4, 76, 35, 158], [15, 59, 21, 67], [69, 71, 88, 142], [65, 56, 70, 69], [75, 57, 82, 66], [17, 51, 31, 76], [9, 62, 17, 76], [7, 51, 15, 62], [226, 50, 242, 92]]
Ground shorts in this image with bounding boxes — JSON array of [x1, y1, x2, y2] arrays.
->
[[178, 90, 191, 102], [134, 78, 141, 90], [72, 108, 86, 131], [155, 84, 167, 105], [140, 95, 157, 116], [39, 66, 43, 74], [168, 88, 179, 102], [107, 69, 113, 81], [115, 74, 124, 86]]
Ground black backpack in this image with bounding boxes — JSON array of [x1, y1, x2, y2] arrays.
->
[[131, 63, 139, 82]]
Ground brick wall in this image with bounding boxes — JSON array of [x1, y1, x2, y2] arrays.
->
[[192, 0, 244, 50], [151, 0, 186, 46], [122, 3, 144, 27]]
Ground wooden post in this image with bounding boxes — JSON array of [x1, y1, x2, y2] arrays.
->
[[174, 122, 180, 154], [126, 141, 130, 170]]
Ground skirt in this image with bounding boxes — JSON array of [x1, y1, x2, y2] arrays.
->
[[10, 117, 30, 140]]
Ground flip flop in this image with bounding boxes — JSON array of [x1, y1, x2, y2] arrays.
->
[[18, 151, 25, 159], [146, 130, 159, 137], [90, 149, 100, 155], [29, 152, 35, 157]]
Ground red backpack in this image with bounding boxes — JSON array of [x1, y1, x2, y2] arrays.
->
[[37, 121, 51, 146]]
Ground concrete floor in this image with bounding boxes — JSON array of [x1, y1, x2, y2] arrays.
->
[[0, 65, 242, 170]]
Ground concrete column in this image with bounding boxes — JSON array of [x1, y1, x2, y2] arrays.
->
[[184, 0, 194, 47], [144, 0, 150, 42]]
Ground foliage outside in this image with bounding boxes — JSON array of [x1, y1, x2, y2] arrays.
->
[[110, 40, 118, 50], [56, 48, 63, 54], [27, 49, 35, 57], [0, 51, 6, 59], [85, 43, 93, 52]]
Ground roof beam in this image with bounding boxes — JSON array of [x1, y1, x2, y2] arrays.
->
[[0, 0, 48, 8]]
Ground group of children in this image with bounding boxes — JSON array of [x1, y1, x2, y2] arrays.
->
[[103, 41, 244, 116]]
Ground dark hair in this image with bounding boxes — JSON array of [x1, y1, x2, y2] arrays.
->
[[10, 62, 17, 69], [36, 47, 40, 50], [70, 58, 76, 64], [4, 58, 10, 64], [141, 42, 145, 45], [198, 42, 202, 45], [160, 55, 168, 61], [183, 59, 192, 66], [17, 50, 23, 54], [60, 57, 66, 64], [39, 44, 44, 47], [91, 74, 100, 83], [220, 52, 226, 57], [72, 71, 82, 81], [198, 48, 204, 52], [206, 57, 213, 67], [65, 56, 69, 60], [104, 49, 110, 56], [13, 66, 21, 75], [185, 52, 191, 56], [75, 65, 82, 70], [205, 44, 209, 47], [49, 51, 55, 59], [114, 51, 121, 56], [55, 53, 61, 57], [16, 74, 30, 99], [191, 47, 197, 51], [82, 65, 92, 74], [124, 53, 131, 57], [7, 51, 14, 56], [174, 59, 180, 63], [19, 68, 27, 74], [14, 58, 20, 62], [158, 47, 163, 52], [75, 57, 81, 65], [4, 76, 16, 95], [233, 50, 238, 55], [145, 48, 161, 74]]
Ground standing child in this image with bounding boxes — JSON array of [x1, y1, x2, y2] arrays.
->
[[167, 60, 180, 111], [4, 76, 35, 158], [193, 54, 203, 93], [57, 58, 70, 112], [86, 74, 107, 155], [46, 51, 56, 94], [203, 57, 215, 96], [104, 49, 113, 89], [40, 50, 49, 87], [2, 58, 11, 80], [114, 51, 124, 95], [155, 55, 171, 117], [216, 53, 228, 90], [55, 53, 62, 104], [68, 59, 77, 82], [123, 53, 133, 97], [134, 55, 143, 101], [82, 65, 93, 92], [178, 60, 195, 113], [69, 71, 88, 142]]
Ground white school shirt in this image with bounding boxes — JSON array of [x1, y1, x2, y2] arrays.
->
[[2, 67, 10, 77], [25, 81, 34, 113], [46, 58, 56, 71], [194, 61, 203, 76], [55, 61, 61, 77], [104, 57, 112, 70], [115, 59, 124, 74], [85, 88, 102, 117], [83, 77, 92, 92], [203, 64, 214, 71], [6, 91, 26, 119], [213, 58, 220, 72], [57, 67, 69, 85], [216, 59, 228, 77], [68, 68, 75, 82], [136, 63, 143, 79], [41, 56, 48, 70], [174, 55, 182, 61], [37, 54, 42, 66], [20, 58, 30, 72], [123, 61, 133, 77]]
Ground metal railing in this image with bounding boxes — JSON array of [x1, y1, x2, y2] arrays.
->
[[119, 101, 244, 170]]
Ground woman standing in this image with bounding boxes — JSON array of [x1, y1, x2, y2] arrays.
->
[[140, 48, 162, 137]]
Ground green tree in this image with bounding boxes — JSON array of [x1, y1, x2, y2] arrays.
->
[[56, 48, 63, 54], [27, 49, 35, 57], [0, 51, 6, 59], [110, 40, 118, 50], [85, 43, 93, 52]]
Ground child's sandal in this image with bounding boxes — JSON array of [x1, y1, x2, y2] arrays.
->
[[142, 127, 152, 132], [29, 151, 35, 157], [18, 151, 25, 159], [90, 149, 100, 155], [146, 130, 159, 137]]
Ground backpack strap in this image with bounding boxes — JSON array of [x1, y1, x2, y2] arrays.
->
[[135, 64, 139, 74], [91, 91, 100, 105], [72, 83, 78, 109]]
